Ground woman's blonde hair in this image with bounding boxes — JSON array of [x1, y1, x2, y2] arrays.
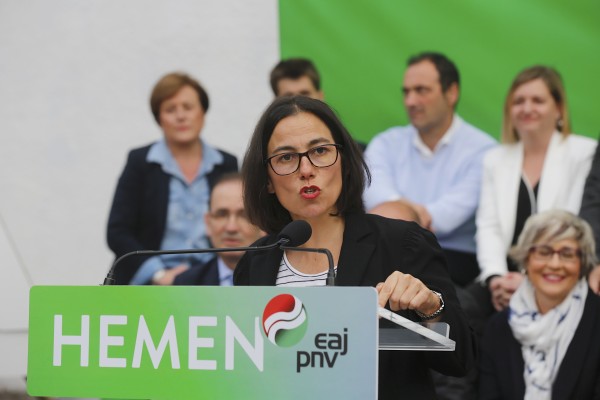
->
[[501, 65, 570, 143]]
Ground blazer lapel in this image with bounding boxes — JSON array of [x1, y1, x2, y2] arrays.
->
[[250, 247, 283, 285], [538, 133, 566, 212], [508, 333, 526, 398], [335, 213, 376, 286], [552, 290, 598, 400], [497, 143, 522, 246], [204, 259, 220, 285]]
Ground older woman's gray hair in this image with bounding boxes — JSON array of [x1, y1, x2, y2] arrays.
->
[[509, 209, 597, 278]]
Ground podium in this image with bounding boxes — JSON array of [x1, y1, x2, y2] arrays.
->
[[27, 286, 454, 399]]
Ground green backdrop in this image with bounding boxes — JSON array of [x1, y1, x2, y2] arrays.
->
[[279, 0, 600, 142]]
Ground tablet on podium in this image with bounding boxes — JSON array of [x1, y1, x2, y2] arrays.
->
[[377, 307, 455, 351]]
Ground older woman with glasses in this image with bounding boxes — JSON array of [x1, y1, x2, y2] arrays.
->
[[479, 209, 600, 400], [234, 96, 475, 399]]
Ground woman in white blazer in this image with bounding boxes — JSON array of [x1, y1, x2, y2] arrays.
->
[[476, 65, 596, 311]]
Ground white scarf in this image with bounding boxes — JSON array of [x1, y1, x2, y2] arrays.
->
[[508, 278, 587, 400]]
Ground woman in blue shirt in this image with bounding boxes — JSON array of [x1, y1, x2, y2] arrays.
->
[[107, 72, 237, 285]]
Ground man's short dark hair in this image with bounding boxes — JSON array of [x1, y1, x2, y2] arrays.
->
[[407, 52, 460, 92], [209, 172, 242, 211], [269, 58, 321, 95], [242, 96, 370, 234]]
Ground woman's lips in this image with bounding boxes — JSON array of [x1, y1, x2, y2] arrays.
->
[[300, 185, 321, 199], [542, 274, 564, 282]]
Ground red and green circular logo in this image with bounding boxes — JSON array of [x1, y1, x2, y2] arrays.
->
[[262, 294, 308, 347]]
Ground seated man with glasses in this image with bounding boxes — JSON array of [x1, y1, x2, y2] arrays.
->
[[479, 209, 600, 399], [173, 173, 264, 286]]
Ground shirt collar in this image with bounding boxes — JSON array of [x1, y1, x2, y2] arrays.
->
[[146, 138, 224, 181], [217, 257, 234, 286], [412, 114, 461, 158]]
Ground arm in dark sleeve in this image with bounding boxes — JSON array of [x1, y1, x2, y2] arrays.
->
[[221, 151, 239, 172], [106, 149, 156, 284], [581, 142, 600, 259], [207, 150, 239, 189]]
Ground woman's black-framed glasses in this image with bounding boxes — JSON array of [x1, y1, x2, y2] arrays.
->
[[265, 144, 342, 176]]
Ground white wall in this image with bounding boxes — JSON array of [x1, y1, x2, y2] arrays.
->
[[0, 0, 279, 389]]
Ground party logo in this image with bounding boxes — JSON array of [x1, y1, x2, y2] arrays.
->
[[262, 294, 307, 347]]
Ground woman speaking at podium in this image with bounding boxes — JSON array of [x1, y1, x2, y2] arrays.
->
[[234, 96, 476, 399]]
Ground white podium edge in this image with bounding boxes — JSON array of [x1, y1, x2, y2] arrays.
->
[[377, 307, 456, 351]]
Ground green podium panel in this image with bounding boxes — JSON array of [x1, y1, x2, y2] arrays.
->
[[28, 286, 378, 399]]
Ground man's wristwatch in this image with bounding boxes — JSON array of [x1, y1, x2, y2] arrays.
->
[[415, 290, 445, 321]]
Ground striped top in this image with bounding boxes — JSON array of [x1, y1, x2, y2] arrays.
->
[[275, 252, 337, 287]]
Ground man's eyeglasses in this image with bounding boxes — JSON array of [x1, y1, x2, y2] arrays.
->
[[265, 144, 342, 176], [208, 209, 251, 225], [528, 245, 581, 263]]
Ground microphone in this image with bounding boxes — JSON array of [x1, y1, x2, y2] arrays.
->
[[103, 220, 310, 285], [279, 221, 336, 286], [278, 219, 312, 247]]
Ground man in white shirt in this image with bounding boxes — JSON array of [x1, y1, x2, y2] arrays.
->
[[365, 51, 496, 400], [364, 52, 495, 287]]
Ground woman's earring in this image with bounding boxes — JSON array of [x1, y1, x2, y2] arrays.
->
[[556, 117, 564, 130]]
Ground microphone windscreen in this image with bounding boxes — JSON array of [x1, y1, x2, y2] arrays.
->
[[277, 220, 312, 247]]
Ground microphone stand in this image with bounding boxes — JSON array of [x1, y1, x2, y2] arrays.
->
[[103, 239, 290, 285], [280, 245, 336, 286]]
